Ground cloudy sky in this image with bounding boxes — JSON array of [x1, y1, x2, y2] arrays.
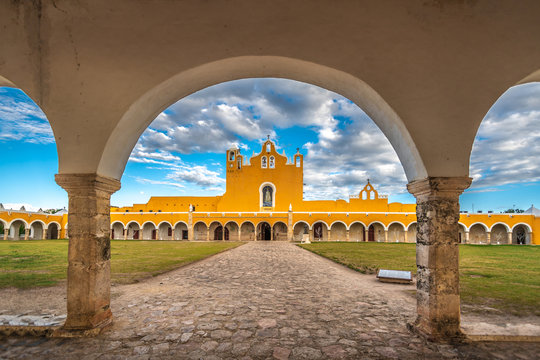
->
[[0, 80, 539, 213]]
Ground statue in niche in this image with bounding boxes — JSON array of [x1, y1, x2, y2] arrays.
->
[[263, 186, 273, 207]]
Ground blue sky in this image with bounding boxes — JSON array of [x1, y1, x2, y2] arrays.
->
[[0, 80, 539, 213]]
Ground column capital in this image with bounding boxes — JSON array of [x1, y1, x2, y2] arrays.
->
[[55, 173, 121, 195], [407, 177, 472, 200]]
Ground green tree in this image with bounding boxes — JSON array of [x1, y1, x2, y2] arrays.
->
[[503, 208, 525, 213], [19, 224, 25, 235], [0, 223, 4, 233]]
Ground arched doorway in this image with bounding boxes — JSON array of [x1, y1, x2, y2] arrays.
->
[[257, 222, 271, 241], [213, 225, 229, 241], [240, 222, 255, 241], [349, 222, 365, 242], [47, 223, 59, 240], [513, 225, 530, 245], [272, 222, 288, 241], [313, 222, 326, 241], [293, 222, 309, 242], [368, 225, 375, 242]]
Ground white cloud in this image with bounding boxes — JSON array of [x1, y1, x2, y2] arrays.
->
[[166, 165, 225, 188], [0, 88, 54, 144], [470, 83, 540, 188]]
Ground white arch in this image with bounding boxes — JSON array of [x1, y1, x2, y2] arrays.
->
[[349, 221, 367, 229], [272, 221, 287, 228], [209, 221, 223, 227], [99, 56, 426, 182], [193, 221, 208, 228], [29, 219, 47, 228], [64, 222, 69, 229], [368, 221, 387, 231], [240, 220, 255, 228], [311, 220, 329, 230], [46, 220, 62, 229], [407, 221, 418, 231], [141, 221, 157, 228], [110, 220, 126, 229], [157, 221, 173, 228], [511, 223, 533, 233], [457, 222, 467, 230], [387, 221, 406, 230], [330, 220, 348, 230], [490, 222, 511, 232], [8, 218, 29, 228], [468, 222, 489, 232], [173, 221, 189, 228], [292, 220, 310, 229], [224, 220, 240, 227], [126, 220, 141, 228]]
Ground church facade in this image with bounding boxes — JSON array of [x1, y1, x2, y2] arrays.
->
[[0, 139, 538, 244]]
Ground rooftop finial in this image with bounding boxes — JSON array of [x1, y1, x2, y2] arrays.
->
[[267, 134, 270, 140], [367, 178, 370, 183], [296, 147, 299, 153]]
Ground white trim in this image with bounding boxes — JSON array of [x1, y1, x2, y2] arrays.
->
[[29, 219, 47, 228], [468, 222, 489, 232], [311, 220, 329, 230], [407, 222, 418, 231], [157, 221, 173, 229], [348, 221, 367, 230], [224, 220, 240, 228], [141, 221, 157, 229], [329, 220, 348, 230], [193, 221, 208, 229], [490, 222, 511, 232], [8, 218, 29, 228], [173, 221, 188, 228], [511, 223, 533, 232], [272, 220, 288, 229], [240, 221, 256, 228], [46, 220, 61, 229], [110, 221, 126, 229], [126, 220, 141, 228], [367, 221, 387, 231], [387, 221, 406, 230], [208, 221, 223, 227], [293, 220, 310, 229]]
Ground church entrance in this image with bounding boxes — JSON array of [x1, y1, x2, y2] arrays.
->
[[258, 222, 271, 241]]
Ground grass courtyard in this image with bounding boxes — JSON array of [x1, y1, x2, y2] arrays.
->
[[0, 240, 242, 288], [298, 242, 540, 316]]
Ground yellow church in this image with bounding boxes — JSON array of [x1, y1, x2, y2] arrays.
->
[[0, 139, 538, 245]]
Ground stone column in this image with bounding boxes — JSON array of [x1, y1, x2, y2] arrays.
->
[[328, 229, 332, 241], [55, 173, 120, 334], [464, 231, 469, 244], [271, 226, 274, 241], [123, 228, 127, 240], [188, 206, 193, 241], [238, 227, 242, 241], [507, 231, 512, 244], [486, 231, 492, 244], [364, 228, 368, 242], [346, 229, 350, 242], [384, 229, 388, 243], [43, 228, 48, 240], [3, 229, 8, 240], [309, 228, 314, 242], [206, 228, 210, 241], [287, 210, 293, 241], [404, 229, 409, 243], [407, 176, 472, 341]]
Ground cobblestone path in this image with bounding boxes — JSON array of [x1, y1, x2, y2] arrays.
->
[[1, 242, 538, 359]]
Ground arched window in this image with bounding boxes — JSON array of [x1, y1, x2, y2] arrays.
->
[[266, 143, 271, 152], [262, 185, 273, 207], [237, 159, 242, 169], [269, 156, 275, 168], [261, 156, 267, 168], [229, 151, 235, 161]]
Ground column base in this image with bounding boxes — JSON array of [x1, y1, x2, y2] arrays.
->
[[407, 318, 466, 343], [53, 316, 112, 338]]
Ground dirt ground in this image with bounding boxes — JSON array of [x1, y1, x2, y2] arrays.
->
[[1, 260, 539, 338]]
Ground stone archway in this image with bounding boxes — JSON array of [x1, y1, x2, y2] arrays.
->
[[240, 222, 255, 241], [388, 223, 406, 243], [193, 222, 208, 241], [513, 225, 530, 245], [272, 222, 288, 241], [47, 223, 60, 240], [349, 222, 365, 242], [293, 222, 309, 242], [257, 222, 271, 241]]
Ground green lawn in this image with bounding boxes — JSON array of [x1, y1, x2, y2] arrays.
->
[[299, 242, 540, 316], [0, 240, 242, 289]]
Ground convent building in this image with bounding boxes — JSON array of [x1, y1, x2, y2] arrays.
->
[[1, 139, 537, 245]]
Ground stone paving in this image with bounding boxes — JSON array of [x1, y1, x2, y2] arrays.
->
[[0, 242, 538, 359]]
